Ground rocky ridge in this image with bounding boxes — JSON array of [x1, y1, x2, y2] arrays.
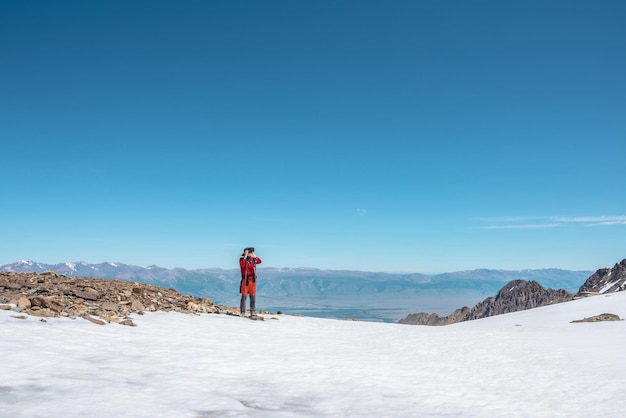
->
[[0, 271, 240, 326], [399, 280, 573, 326], [577, 259, 626, 295]]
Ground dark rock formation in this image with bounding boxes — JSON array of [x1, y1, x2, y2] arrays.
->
[[577, 259, 626, 296], [0, 270, 240, 326], [571, 313, 622, 323], [399, 280, 573, 326]]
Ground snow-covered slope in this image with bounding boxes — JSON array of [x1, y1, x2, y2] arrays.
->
[[2, 292, 625, 417]]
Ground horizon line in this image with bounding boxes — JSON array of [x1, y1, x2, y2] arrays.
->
[[1, 259, 600, 275]]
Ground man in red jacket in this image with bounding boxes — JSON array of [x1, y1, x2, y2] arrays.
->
[[239, 247, 262, 317]]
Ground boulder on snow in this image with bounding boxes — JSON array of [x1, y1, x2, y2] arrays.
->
[[570, 313, 622, 323]]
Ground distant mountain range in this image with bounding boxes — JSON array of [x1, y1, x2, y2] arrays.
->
[[1, 260, 593, 321], [1, 260, 237, 303]]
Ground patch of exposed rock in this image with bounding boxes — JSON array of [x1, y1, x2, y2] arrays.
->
[[577, 259, 626, 296], [399, 280, 573, 326], [571, 313, 622, 323], [0, 271, 240, 326]]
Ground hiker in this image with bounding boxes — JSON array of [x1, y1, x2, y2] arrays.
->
[[239, 247, 262, 316]]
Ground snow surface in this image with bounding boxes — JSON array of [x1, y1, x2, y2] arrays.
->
[[2, 293, 626, 417], [600, 280, 619, 293]]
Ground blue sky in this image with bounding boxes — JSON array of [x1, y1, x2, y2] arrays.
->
[[2, 0, 624, 273]]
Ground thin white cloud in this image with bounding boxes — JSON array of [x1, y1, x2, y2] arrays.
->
[[356, 208, 367, 216], [591, 220, 626, 226], [552, 216, 626, 226], [475, 215, 626, 229]]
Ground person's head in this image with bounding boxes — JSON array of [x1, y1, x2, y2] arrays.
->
[[242, 247, 255, 257]]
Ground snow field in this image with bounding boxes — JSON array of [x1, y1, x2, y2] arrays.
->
[[1, 291, 625, 417]]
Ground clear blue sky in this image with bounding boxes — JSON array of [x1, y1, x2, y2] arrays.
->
[[2, 0, 624, 273]]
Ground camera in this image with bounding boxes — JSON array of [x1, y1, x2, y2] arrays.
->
[[245, 247, 255, 253]]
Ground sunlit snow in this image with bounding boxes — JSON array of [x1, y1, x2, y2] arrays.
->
[[2, 292, 626, 417], [600, 280, 619, 293]]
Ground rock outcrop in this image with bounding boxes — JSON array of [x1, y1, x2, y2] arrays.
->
[[399, 280, 573, 326], [571, 313, 623, 323], [0, 271, 240, 326], [577, 259, 626, 296]]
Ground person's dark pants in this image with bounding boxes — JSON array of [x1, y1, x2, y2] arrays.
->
[[240, 295, 255, 314]]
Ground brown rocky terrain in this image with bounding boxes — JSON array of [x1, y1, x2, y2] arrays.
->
[[0, 270, 241, 326], [577, 259, 626, 295], [399, 280, 573, 326], [571, 313, 623, 323]]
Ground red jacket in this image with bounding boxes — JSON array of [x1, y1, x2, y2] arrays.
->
[[240, 256, 262, 280]]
